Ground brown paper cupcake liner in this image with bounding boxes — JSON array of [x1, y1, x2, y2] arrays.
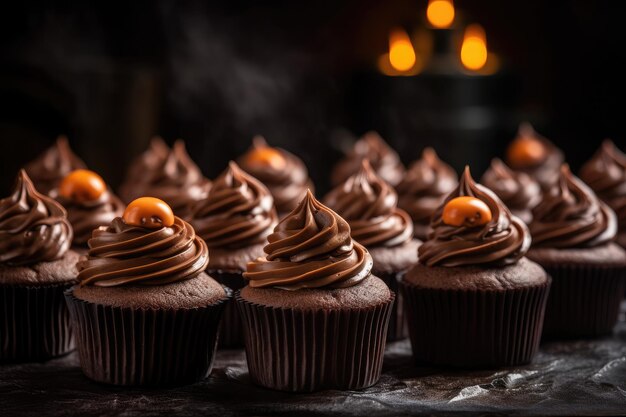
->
[[540, 264, 625, 339], [64, 286, 231, 386], [236, 291, 395, 392], [209, 270, 246, 348], [1, 282, 75, 363], [400, 279, 550, 368], [375, 271, 408, 341]]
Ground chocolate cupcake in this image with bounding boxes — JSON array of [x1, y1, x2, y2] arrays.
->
[[65, 197, 230, 386], [23, 135, 86, 196], [189, 161, 278, 347], [331, 131, 405, 187], [505, 123, 564, 190], [401, 167, 550, 368], [236, 136, 313, 216], [580, 139, 626, 248], [118, 137, 211, 218], [481, 158, 541, 224], [52, 169, 124, 250], [237, 191, 394, 392], [527, 164, 626, 338], [396, 147, 458, 240], [323, 160, 419, 341], [0, 170, 79, 362]]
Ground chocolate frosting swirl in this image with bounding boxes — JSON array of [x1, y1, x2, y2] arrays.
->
[[55, 189, 125, 247], [530, 164, 617, 248], [190, 161, 278, 249], [331, 131, 405, 187], [419, 167, 531, 267], [480, 158, 541, 223], [24, 136, 87, 196], [396, 148, 458, 238], [506, 123, 564, 190], [0, 170, 73, 266], [77, 216, 209, 286], [236, 136, 314, 214], [243, 190, 373, 290], [323, 159, 413, 248], [119, 138, 211, 217], [579, 139, 626, 234]]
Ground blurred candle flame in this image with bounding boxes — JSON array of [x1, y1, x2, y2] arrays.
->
[[460, 24, 488, 71], [388, 28, 417, 72], [427, 0, 455, 29]]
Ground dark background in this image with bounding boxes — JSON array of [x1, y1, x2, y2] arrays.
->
[[1, 0, 624, 196]]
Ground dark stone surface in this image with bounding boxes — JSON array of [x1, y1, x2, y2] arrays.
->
[[2, 306, 626, 416]]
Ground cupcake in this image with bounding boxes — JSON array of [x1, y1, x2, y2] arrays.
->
[[118, 137, 211, 218], [401, 167, 550, 368], [480, 158, 541, 224], [65, 197, 230, 385], [396, 147, 458, 240], [236, 136, 313, 216], [0, 170, 79, 362], [579, 139, 626, 248], [189, 161, 278, 347], [331, 131, 404, 187], [505, 123, 564, 190], [323, 160, 419, 341], [24, 135, 87, 196], [527, 164, 626, 338], [52, 169, 124, 251], [237, 190, 394, 392]]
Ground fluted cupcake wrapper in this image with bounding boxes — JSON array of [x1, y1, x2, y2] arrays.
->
[[209, 270, 246, 348], [400, 279, 550, 368], [1, 282, 75, 363], [64, 286, 231, 386], [540, 264, 625, 339], [375, 271, 408, 342], [236, 291, 395, 393]]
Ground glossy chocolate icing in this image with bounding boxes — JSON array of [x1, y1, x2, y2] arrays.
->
[[530, 165, 617, 248], [243, 190, 373, 290], [419, 167, 530, 267], [331, 131, 405, 187], [77, 216, 209, 286], [236, 136, 313, 214], [0, 170, 73, 266], [396, 147, 457, 239], [323, 159, 413, 248], [190, 161, 278, 249], [23, 136, 86, 196]]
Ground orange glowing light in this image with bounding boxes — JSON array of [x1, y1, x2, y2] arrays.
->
[[460, 24, 488, 71], [427, 0, 455, 29], [388, 28, 416, 72]]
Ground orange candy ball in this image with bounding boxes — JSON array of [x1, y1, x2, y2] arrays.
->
[[442, 196, 492, 227], [246, 147, 286, 170], [123, 197, 175, 229], [59, 169, 106, 203], [507, 137, 546, 167]]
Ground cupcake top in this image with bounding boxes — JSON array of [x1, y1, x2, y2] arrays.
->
[[190, 161, 278, 249], [118, 138, 211, 217], [419, 167, 531, 267], [53, 169, 125, 247], [480, 158, 541, 224], [579, 139, 626, 232], [505, 123, 564, 190], [331, 131, 405, 187], [77, 197, 209, 286], [396, 147, 458, 237], [243, 190, 373, 290], [24, 136, 87, 196], [236, 136, 313, 214], [0, 170, 73, 266], [323, 159, 413, 248], [530, 165, 617, 249]]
